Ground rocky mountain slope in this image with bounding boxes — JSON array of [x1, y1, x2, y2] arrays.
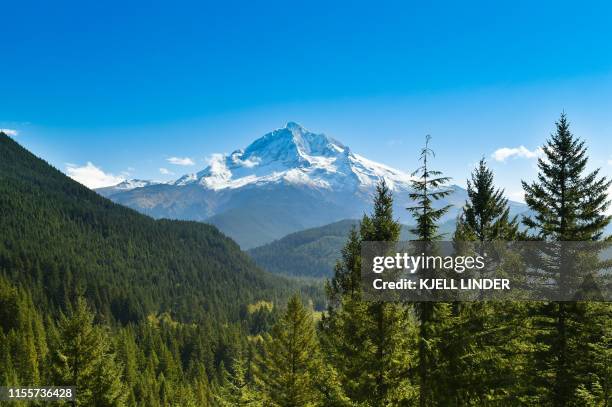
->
[[98, 122, 526, 248]]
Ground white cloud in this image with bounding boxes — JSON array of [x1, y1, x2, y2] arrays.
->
[[0, 128, 18, 136], [230, 153, 260, 168], [167, 156, 195, 166], [159, 167, 173, 175], [65, 162, 125, 189], [492, 146, 542, 162]]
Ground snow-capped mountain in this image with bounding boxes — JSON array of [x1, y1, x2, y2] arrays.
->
[[97, 123, 525, 248], [172, 122, 413, 192], [96, 179, 161, 197]]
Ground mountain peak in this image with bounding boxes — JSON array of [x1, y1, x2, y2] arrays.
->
[[172, 123, 413, 191], [96, 179, 162, 196], [240, 122, 344, 164], [285, 121, 304, 132]]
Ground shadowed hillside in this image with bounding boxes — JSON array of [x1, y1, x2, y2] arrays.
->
[[0, 133, 310, 323], [248, 218, 457, 278]]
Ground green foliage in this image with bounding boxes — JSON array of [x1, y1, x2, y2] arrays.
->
[[522, 113, 611, 241], [322, 181, 418, 406], [407, 135, 455, 406], [448, 159, 530, 404], [407, 134, 453, 241], [50, 298, 126, 406], [249, 220, 360, 278], [0, 276, 48, 389], [522, 114, 612, 406], [217, 351, 261, 407], [0, 133, 299, 324], [456, 157, 519, 242], [254, 295, 345, 406], [325, 227, 362, 306]]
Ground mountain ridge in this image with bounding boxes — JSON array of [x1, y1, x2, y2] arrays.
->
[[97, 123, 528, 248]]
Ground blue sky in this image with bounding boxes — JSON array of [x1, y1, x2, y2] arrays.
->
[[2, 0, 612, 201]]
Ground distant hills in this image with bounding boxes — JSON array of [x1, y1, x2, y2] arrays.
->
[[248, 219, 359, 279], [248, 218, 457, 278], [98, 122, 528, 248]]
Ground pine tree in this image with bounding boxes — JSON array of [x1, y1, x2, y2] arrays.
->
[[319, 227, 363, 401], [407, 135, 453, 242], [325, 226, 362, 308], [321, 181, 417, 405], [320, 281, 373, 403], [407, 135, 453, 406], [217, 350, 261, 407], [458, 157, 518, 241], [522, 114, 611, 241], [50, 297, 126, 406], [448, 159, 527, 404], [115, 328, 138, 405], [522, 113, 611, 406], [255, 295, 333, 407], [360, 180, 416, 405]]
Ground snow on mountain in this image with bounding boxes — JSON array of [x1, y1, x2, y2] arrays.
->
[[96, 179, 162, 197], [97, 122, 528, 248], [115, 179, 161, 190], [172, 122, 413, 192]]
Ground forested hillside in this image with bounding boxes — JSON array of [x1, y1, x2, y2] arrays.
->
[[248, 219, 360, 278], [0, 133, 311, 322], [0, 133, 321, 405], [248, 219, 455, 278]]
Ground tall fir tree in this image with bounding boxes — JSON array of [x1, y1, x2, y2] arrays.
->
[[360, 180, 416, 405], [321, 181, 417, 405], [319, 227, 368, 402], [522, 113, 611, 406], [448, 158, 528, 404], [325, 227, 362, 307], [255, 295, 344, 407], [407, 135, 453, 242], [457, 157, 518, 241], [522, 113, 611, 241], [217, 350, 261, 407], [407, 135, 454, 406], [50, 297, 126, 407]]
